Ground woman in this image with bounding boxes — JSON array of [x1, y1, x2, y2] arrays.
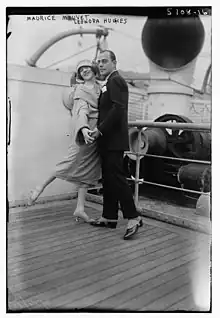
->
[[27, 60, 101, 223]]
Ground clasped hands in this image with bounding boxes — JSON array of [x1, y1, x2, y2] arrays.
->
[[81, 127, 100, 144]]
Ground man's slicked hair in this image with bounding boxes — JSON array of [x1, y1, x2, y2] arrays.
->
[[100, 49, 117, 62]]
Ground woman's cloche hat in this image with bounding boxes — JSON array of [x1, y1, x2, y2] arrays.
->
[[76, 59, 99, 81], [76, 59, 93, 73]]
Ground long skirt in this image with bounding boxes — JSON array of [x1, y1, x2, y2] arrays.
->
[[55, 141, 101, 188]]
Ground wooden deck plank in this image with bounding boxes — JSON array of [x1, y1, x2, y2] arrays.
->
[[10, 215, 205, 255], [9, 211, 72, 229], [9, 235, 191, 307], [141, 283, 192, 311], [50, 242, 200, 309], [8, 212, 90, 236], [141, 215, 210, 243], [8, 222, 160, 258], [8, 219, 79, 244], [85, 257, 198, 310], [8, 206, 146, 246], [10, 244, 199, 310], [8, 227, 166, 274], [58, 252, 198, 310], [8, 222, 161, 254], [9, 202, 75, 219], [9, 231, 177, 289], [8, 204, 77, 225], [8, 289, 48, 311], [8, 204, 100, 241], [116, 272, 192, 311], [9, 200, 208, 240], [8, 223, 130, 258], [8, 220, 146, 248], [8, 214, 208, 263], [8, 200, 210, 312], [167, 294, 198, 311]]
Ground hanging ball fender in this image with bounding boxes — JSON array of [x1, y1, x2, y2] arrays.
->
[[127, 127, 149, 161]]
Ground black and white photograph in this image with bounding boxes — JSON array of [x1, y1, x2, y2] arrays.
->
[[6, 6, 212, 313]]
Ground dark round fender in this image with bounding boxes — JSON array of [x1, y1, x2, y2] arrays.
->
[[127, 127, 149, 160]]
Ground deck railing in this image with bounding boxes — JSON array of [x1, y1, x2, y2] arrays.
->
[[126, 121, 211, 206]]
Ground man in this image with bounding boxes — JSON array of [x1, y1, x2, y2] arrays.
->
[[89, 50, 143, 240]]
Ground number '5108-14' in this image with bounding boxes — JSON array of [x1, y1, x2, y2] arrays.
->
[[167, 8, 210, 16]]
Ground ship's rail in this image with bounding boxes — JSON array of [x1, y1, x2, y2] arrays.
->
[[126, 121, 211, 206]]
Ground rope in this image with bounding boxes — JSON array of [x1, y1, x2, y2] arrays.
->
[[45, 44, 97, 68]]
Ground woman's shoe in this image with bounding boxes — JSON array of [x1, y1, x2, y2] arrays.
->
[[73, 210, 94, 223], [27, 187, 42, 206]]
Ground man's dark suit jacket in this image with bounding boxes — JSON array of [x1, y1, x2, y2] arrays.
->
[[97, 71, 129, 151]]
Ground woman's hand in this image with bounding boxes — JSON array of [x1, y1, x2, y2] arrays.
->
[[90, 127, 101, 139], [81, 128, 94, 144]]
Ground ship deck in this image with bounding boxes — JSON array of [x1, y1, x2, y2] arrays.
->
[[8, 199, 211, 312]]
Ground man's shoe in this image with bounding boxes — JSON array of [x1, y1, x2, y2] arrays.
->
[[90, 218, 117, 229], [123, 218, 143, 240]]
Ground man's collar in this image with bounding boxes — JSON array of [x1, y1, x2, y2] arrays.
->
[[98, 70, 117, 88], [105, 70, 117, 82]]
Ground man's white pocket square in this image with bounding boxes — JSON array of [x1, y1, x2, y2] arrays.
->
[[101, 86, 107, 93]]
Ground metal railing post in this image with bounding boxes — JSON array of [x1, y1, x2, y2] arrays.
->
[[134, 128, 142, 206]]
